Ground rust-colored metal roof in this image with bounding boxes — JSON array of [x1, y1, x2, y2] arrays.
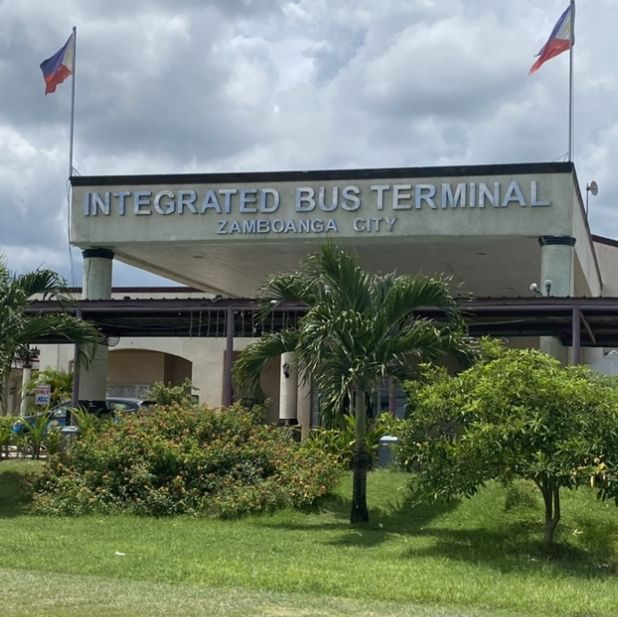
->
[[24, 295, 618, 347]]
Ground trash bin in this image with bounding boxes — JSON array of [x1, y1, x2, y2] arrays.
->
[[59, 425, 80, 451], [378, 435, 399, 467]]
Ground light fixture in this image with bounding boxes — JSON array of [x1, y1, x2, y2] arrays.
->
[[544, 279, 552, 296], [530, 280, 552, 296], [282, 362, 290, 379]]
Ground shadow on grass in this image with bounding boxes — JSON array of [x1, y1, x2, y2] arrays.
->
[[0, 462, 38, 518], [258, 485, 459, 549], [402, 518, 618, 579], [259, 474, 618, 579]]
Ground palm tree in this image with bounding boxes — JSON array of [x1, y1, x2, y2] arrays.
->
[[234, 244, 475, 523], [0, 255, 98, 409]]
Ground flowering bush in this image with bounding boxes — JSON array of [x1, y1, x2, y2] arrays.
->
[[31, 403, 339, 517]]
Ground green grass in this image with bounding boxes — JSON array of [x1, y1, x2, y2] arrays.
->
[[1, 460, 617, 616]]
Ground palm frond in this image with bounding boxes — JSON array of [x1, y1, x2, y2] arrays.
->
[[13, 269, 70, 302], [235, 243, 475, 427], [233, 329, 299, 398], [14, 315, 98, 365], [258, 273, 314, 319]]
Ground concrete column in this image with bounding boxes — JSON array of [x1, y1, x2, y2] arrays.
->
[[19, 367, 31, 417], [279, 352, 298, 424], [297, 376, 312, 440], [80, 248, 113, 411], [223, 307, 234, 407], [82, 248, 113, 300], [538, 235, 576, 298], [6, 376, 16, 416], [538, 236, 575, 363]]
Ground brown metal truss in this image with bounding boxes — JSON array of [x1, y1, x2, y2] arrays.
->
[[24, 295, 618, 349]]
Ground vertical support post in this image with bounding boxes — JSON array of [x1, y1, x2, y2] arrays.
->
[[538, 235, 576, 364], [79, 248, 113, 412], [279, 352, 298, 424], [388, 377, 397, 416], [223, 307, 234, 406], [71, 309, 82, 409], [571, 306, 581, 365], [19, 366, 32, 418]]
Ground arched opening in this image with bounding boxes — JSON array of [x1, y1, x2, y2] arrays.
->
[[107, 349, 192, 398]]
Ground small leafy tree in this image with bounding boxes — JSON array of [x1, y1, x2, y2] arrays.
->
[[23, 413, 49, 459], [25, 368, 73, 406], [399, 341, 618, 552]]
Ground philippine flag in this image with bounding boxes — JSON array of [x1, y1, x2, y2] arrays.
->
[[529, 4, 574, 75], [40, 32, 75, 94]]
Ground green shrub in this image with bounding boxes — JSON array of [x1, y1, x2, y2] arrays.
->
[[149, 379, 195, 406], [0, 416, 18, 458], [31, 403, 339, 517]]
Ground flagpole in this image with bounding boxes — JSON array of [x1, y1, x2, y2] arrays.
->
[[68, 26, 79, 407], [68, 26, 77, 178], [568, 1, 574, 162]]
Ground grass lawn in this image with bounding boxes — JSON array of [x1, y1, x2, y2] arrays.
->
[[1, 459, 617, 617]]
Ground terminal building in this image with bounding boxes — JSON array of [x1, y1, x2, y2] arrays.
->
[[16, 161, 618, 429]]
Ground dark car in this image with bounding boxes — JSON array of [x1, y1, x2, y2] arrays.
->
[[11, 397, 155, 434]]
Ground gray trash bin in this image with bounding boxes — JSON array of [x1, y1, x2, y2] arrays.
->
[[378, 435, 399, 467], [59, 425, 80, 451]]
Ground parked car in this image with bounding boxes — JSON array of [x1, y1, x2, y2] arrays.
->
[[11, 397, 155, 434]]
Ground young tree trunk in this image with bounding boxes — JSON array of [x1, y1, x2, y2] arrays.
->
[[540, 480, 561, 553], [350, 388, 369, 523]]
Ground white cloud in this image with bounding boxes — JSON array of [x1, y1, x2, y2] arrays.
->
[[1, 0, 616, 280]]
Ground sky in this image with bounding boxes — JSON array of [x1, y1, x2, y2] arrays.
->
[[1, 0, 617, 287]]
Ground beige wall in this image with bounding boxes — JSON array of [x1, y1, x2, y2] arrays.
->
[[572, 190, 602, 296], [108, 349, 165, 385], [594, 241, 618, 296]]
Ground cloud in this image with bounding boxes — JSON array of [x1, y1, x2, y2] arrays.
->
[[1, 0, 617, 283]]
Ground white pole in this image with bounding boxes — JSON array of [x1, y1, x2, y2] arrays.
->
[[68, 26, 77, 178], [568, 1, 575, 162]]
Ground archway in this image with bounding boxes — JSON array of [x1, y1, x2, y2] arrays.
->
[[107, 349, 192, 398]]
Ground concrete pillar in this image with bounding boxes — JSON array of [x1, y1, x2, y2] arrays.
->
[[80, 248, 113, 411], [538, 235, 576, 297], [223, 307, 234, 406], [6, 376, 16, 416], [538, 236, 575, 363], [297, 376, 312, 440], [279, 352, 298, 424], [19, 366, 31, 417], [82, 248, 113, 300]]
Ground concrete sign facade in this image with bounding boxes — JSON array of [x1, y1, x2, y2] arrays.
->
[[72, 167, 567, 245]]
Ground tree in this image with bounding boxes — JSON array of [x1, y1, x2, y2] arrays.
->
[[234, 244, 474, 523], [25, 367, 73, 407], [0, 256, 98, 408], [399, 341, 618, 552]]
